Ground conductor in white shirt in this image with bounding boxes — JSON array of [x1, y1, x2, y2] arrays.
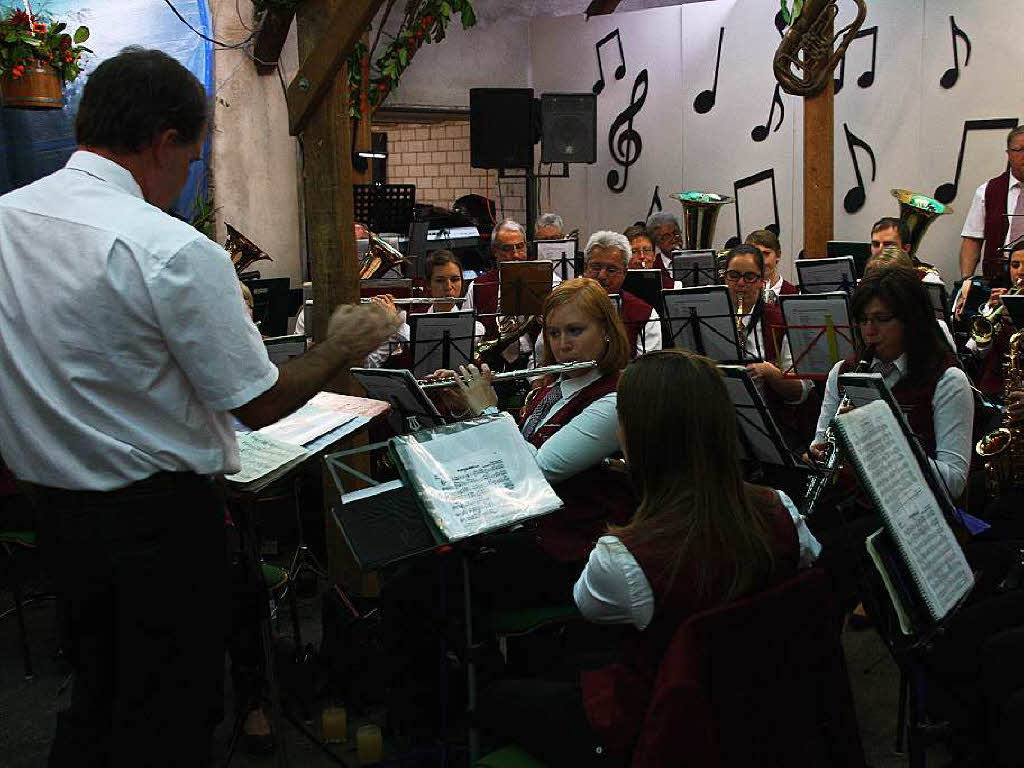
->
[[0, 48, 394, 767]]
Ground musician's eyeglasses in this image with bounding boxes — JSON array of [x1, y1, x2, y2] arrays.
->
[[631, 246, 655, 255], [1008, 147, 1024, 154], [856, 313, 897, 327], [655, 230, 682, 244], [495, 241, 528, 254], [724, 270, 762, 284], [585, 263, 623, 277]]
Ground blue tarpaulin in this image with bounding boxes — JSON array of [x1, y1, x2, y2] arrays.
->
[[0, 0, 213, 215]]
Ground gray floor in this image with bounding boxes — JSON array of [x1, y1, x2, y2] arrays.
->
[[0, 558, 955, 768]]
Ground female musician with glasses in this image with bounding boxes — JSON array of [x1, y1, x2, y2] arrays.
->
[[723, 245, 816, 447], [478, 351, 820, 765]]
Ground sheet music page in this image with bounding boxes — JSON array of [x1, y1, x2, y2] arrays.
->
[[796, 257, 856, 294], [392, 414, 563, 541], [662, 287, 739, 362], [228, 432, 310, 485], [536, 240, 578, 281], [409, 311, 476, 377], [310, 391, 390, 419], [720, 367, 788, 465], [257, 403, 358, 447], [835, 401, 972, 621], [781, 293, 855, 377]]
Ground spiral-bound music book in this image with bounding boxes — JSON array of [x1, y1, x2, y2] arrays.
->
[[833, 400, 973, 629]]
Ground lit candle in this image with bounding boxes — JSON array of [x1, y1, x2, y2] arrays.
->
[[356, 723, 383, 765], [321, 706, 347, 744]]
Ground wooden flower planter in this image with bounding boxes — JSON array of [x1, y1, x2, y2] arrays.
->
[[1, 64, 63, 109]]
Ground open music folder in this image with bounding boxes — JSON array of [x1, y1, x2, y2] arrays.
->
[[833, 400, 973, 632]]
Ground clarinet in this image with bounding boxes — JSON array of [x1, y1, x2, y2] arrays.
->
[[799, 348, 874, 517]]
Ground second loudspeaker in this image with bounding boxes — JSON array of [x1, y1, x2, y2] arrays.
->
[[540, 92, 597, 164]]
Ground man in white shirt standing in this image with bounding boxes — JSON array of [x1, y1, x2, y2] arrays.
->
[[0, 48, 393, 767]]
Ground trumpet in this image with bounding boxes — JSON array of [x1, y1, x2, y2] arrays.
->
[[970, 278, 1024, 346], [360, 296, 467, 306], [418, 361, 597, 390]]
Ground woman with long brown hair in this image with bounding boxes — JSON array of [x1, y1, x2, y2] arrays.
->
[[479, 351, 820, 765]]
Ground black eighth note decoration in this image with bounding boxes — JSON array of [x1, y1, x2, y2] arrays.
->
[[647, 185, 663, 218], [934, 118, 1020, 204], [940, 16, 972, 89], [592, 29, 626, 95], [606, 69, 648, 194], [834, 26, 878, 94], [751, 84, 785, 143], [693, 27, 724, 115], [733, 168, 780, 241], [842, 124, 877, 214]]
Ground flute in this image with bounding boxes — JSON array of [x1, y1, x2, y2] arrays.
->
[[360, 296, 467, 305], [418, 361, 597, 390]]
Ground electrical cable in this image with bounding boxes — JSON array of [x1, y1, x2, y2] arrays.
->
[[162, 0, 256, 50]]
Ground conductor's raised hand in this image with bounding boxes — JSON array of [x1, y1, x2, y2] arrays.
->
[[326, 302, 399, 364], [454, 364, 498, 416]]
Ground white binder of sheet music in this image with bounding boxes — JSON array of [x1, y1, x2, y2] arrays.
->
[[834, 401, 973, 622], [392, 413, 563, 541]]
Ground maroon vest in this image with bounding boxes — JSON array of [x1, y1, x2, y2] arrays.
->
[[468, 269, 499, 337], [778, 278, 800, 296], [984, 171, 1012, 281], [581, 487, 800, 759], [520, 372, 635, 563], [838, 353, 954, 457], [620, 290, 655, 357]]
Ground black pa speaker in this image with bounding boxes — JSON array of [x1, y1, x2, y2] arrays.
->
[[470, 88, 536, 170], [540, 92, 597, 164]]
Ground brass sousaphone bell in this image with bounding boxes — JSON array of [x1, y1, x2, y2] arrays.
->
[[225, 223, 273, 275], [890, 188, 952, 259], [669, 191, 735, 251]]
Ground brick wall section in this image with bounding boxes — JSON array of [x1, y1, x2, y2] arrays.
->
[[384, 120, 527, 229]]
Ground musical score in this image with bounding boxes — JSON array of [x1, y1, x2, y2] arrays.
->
[[733, 168, 781, 242], [693, 27, 725, 115], [606, 69, 649, 194], [934, 118, 1020, 204], [592, 29, 626, 95], [834, 26, 877, 94], [751, 84, 785, 143], [940, 16, 971, 89], [842, 124, 877, 214]]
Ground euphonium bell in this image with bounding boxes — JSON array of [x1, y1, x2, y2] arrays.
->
[[360, 231, 410, 280], [891, 189, 952, 258], [669, 191, 735, 250]]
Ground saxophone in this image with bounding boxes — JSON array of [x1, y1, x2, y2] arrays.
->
[[976, 328, 1024, 495], [735, 290, 746, 349]]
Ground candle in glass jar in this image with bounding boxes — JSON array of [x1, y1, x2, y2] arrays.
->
[[356, 723, 383, 764], [321, 705, 347, 744]]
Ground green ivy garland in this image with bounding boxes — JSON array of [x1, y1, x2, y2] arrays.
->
[[346, 0, 477, 120], [779, 0, 804, 25]]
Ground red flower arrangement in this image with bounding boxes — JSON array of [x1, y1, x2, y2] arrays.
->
[[0, 5, 90, 83]]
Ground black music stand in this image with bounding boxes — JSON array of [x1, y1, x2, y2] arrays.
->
[[796, 256, 857, 295], [498, 260, 554, 316], [662, 286, 746, 364], [778, 292, 856, 380], [408, 311, 477, 378], [535, 238, 580, 282], [671, 250, 718, 286], [350, 367, 444, 434], [353, 184, 415, 234], [719, 365, 797, 467], [622, 269, 665, 311], [826, 241, 872, 279]]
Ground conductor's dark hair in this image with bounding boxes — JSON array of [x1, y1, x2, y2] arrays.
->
[[851, 266, 950, 380], [75, 47, 208, 153]]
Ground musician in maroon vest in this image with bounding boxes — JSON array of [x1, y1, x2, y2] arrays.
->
[[479, 351, 820, 765], [725, 245, 817, 447], [745, 228, 799, 300], [625, 223, 674, 289], [463, 219, 531, 361], [955, 125, 1024, 318], [968, 244, 1024, 398], [582, 230, 663, 356], [645, 210, 683, 274], [807, 266, 973, 532]]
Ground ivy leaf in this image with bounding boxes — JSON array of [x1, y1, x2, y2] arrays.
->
[[792, 0, 804, 22], [461, 7, 476, 27], [73, 26, 89, 44], [397, 46, 407, 66], [779, 0, 791, 25], [19, 35, 41, 47]]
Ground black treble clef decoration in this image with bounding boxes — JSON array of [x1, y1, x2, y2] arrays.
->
[[606, 69, 648, 194]]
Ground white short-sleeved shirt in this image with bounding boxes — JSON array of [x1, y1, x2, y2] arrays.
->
[[961, 175, 1024, 242], [0, 151, 279, 490]]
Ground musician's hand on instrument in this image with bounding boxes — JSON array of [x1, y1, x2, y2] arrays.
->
[[988, 288, 1007, 310], [1008, 390, 1024, 423], [370, 294, 400, 322], [455, 364, 498, 416], [327, 303, 398, 362], [746, 362, 782, 381], [806, 443, 827, 464], [954, 281, 972, 319]]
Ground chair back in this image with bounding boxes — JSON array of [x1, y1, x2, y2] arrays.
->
[[631, 568, 865, 768]]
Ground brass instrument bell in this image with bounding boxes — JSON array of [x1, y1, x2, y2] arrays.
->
[[225, 223, 273, 275], [360, 231, 410, 280], [773, 0, 868, 98], [669, 191, 735, 250], [891, 189, 951, 259]]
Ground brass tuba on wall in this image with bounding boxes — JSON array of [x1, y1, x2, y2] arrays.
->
[[773, 0, 868, 97], [669, 191, 735, 250]]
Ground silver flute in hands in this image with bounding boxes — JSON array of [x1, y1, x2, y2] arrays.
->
[[418, 361, 598, 390]]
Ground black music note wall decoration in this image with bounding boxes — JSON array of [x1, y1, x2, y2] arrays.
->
[[834, 26, 877, 94], [940, 16, 972, 89], [751, 84, 785, 143], [842, 124, 877, 214], [934, 118, 1020, 204], [592, 29, 626, 95], [733, 168, 781, 242], [693, 27, 724, 115], [606, 69, 648, 194], [647, 185, 663, 218]]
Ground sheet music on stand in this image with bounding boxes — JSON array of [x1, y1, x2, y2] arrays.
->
[[408, 310, 477, 378], [671, 250, 719, 287], [662, 286, 745, 363], [498, 260, 554, 316], [719, 365, 795, 467], [351, 367, 444, 433], [779, 292, 855, 379], [796, 256, 857, 295], [536, 238, 580, 281]]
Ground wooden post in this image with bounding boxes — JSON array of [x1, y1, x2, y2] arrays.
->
[[352, 36, 373, 185], [802, 18, 835, 259]]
